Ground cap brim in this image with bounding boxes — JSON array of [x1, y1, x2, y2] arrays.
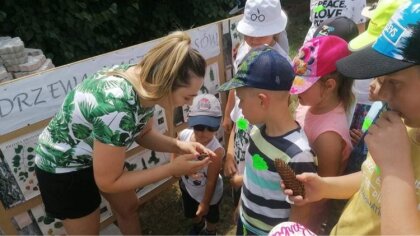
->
[[348, 31, 376, 52], [337, 47, 415, 80], [218, 77, 246, 92], [188, 115, 221, 128], [289, 75, 320, 95], [237, 10, 287, 37]]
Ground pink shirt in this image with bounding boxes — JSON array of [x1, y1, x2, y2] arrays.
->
[[296, 104, 353, 170]]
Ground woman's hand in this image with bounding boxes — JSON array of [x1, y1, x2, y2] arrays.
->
[[169, 153, 211, 177], [281, 173, 326, 206], [176, 140, 215, 157]]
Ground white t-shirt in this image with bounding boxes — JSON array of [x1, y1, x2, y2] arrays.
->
[[353, 79, 373, 105], [179, 129, 224, 204], [304, 0, 367, 42], [234, 41, 291, 73], [230, 95, 251, 175]]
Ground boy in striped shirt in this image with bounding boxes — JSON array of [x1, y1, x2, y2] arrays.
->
[[219, 46, 317, 235]]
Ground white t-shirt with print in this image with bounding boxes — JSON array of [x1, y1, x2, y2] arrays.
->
[[304, 0, 366, 42], [234, 41, 291, 73], [179, 129, 224, 205]]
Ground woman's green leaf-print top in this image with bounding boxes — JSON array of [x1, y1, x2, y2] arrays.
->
[[35, 65, 154, 173]]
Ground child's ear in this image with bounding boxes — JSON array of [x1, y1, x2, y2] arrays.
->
[[324, 78, 336, 91], [258, 93, 269, 108]]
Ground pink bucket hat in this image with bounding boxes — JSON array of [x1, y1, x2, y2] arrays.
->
[[290, 36, 350, 95]]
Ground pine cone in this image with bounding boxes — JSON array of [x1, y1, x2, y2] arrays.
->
[[274, 159, 305, 197], [197, 153, 208, 160]]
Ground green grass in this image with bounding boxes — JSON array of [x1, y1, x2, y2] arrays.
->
[[287, 14, 311, 59]]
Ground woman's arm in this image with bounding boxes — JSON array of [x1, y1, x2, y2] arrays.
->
[[93, 140, 210, 193], [135, 118, 181, 153], [136, 119, 214, 156]]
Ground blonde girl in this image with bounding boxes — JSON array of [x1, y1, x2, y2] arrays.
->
[[290, 35, 353, 233]]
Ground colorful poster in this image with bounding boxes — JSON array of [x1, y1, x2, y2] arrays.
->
[[99, 197, 113, 223], [200, 63, 220, 96], [12, 211, 42, 235], [153, 105, 168, 134], [124, 150, 171, 198], [0, 152, 25, 208], [222, 15, 242, 79], [189, 23, 220, 60], [1, 130, 42, 202], [31, 205, 66, 236]]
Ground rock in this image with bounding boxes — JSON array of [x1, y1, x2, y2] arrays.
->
[[13, 58, 54, 78], [0, 37, 25, 55], [25, 48, 43, 57], [18, 54, 46, 72]]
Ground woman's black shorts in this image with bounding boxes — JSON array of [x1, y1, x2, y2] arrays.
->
[[35, 166, 101, 220]]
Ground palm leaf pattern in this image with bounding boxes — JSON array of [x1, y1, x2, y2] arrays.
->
[[35, 64, 154, 173]]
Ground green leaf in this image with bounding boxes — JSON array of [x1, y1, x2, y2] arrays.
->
[[54, 221, 63, 228]]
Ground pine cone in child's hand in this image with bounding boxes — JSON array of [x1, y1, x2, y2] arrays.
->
[[274, 159, 305, 198], [197, 153, 209, 160]]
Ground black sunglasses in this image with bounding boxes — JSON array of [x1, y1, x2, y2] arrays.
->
[[193, 125, 219, 132]]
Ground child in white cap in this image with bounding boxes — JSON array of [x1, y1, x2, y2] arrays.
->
[[223, 0, 291, 135], [177, 94, 225, 235]]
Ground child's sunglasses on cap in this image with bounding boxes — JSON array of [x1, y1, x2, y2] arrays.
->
[[193, 125, 219, 132]]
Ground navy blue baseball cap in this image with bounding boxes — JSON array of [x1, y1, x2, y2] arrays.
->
[[219, 46, 295, 91]]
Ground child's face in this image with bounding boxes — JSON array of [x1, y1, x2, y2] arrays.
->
[[369, 78, 381, 101], [236, 87, 264, 124], [244, 35, 274, 48], [193, 127, 217, 144], [296, 80, 325, 107], [376, 66, 420, 128], [171, 74, 203, 107]]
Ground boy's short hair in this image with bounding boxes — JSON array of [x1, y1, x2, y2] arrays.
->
[[218, 46, 295, 92], [187, 94, 222, 128], [337, 1, 420, 79]]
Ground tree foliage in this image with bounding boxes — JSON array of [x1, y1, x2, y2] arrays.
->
[[0, 0, 234, 66]]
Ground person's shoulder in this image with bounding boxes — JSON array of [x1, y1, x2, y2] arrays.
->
[[285, 127, 313, 151]]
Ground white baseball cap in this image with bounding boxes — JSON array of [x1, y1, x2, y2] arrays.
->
[[188, 94, 222, 128], [237, 0, 288, 37]]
